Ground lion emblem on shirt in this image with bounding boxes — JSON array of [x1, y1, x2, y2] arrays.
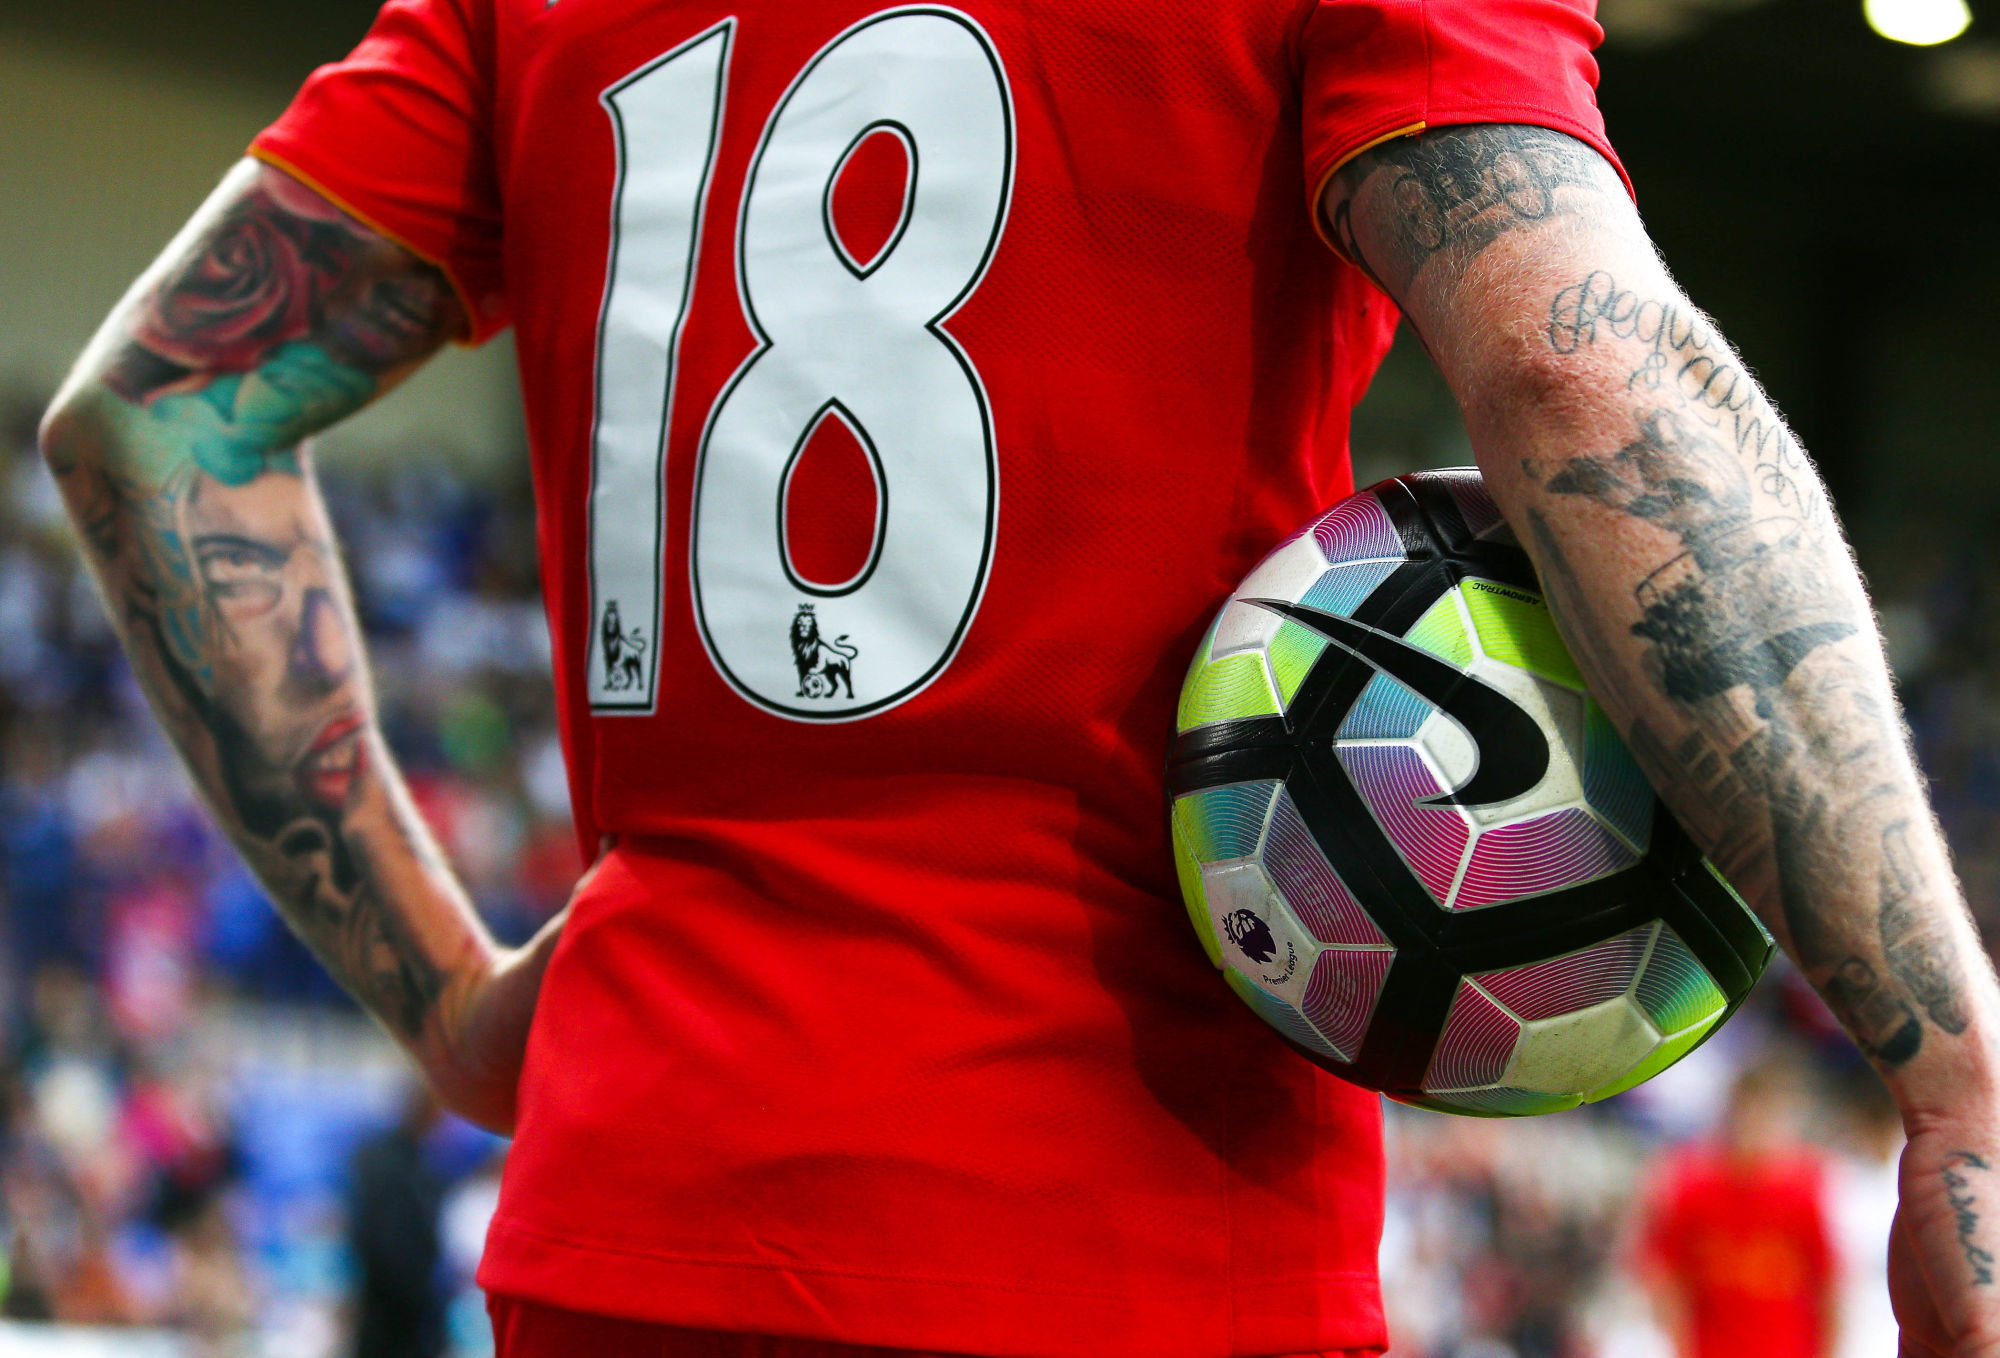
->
[[599, 600, 648, 693], [790, 604, 857, 700]]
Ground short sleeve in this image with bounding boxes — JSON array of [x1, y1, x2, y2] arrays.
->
[[250, 0, 509, 342], [1297, 0, 1632, 244]]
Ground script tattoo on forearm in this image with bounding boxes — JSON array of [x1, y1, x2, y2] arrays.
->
[[1547, 271, 1825, 530], [46, 166, 464, 1039], [1329, 124, 1616, 299], [1523, 266, 1972, 1069], [1945, 1152, 1998, 1286]]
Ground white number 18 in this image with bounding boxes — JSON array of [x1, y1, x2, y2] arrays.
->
[[585, 8, 1014, 720]]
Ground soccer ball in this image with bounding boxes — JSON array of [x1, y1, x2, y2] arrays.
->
[[1167, 469, 1772, 1116]]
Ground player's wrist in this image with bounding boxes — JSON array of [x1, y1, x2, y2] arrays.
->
[[416, 918, 564, 1135], [1884, 1014, 2000, 1127], [406, 942, 505, 1119]]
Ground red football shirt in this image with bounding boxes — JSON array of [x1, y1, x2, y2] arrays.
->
[[1640, 1146, 1838, 1358], [253, 3, 1621, 1354]]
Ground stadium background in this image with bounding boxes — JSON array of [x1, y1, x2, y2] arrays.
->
[[0, 0, 1993, 1352]]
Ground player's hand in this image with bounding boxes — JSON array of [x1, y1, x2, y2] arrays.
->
[[1890, 1115, 2000, 1357], [423, 906, 568, 1135]]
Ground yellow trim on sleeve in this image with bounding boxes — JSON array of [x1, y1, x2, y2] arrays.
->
[[246, 143, 492, 347], [1309, 120, 1428, 260]]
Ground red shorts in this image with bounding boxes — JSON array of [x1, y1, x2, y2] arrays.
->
[[487, 1295, 1380, 1358]]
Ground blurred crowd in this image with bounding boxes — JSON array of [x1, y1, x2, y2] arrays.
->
[[1380, 987, 1905, 1358], [0, 366, 1996, 1357], [0, 382, 569, 1356]]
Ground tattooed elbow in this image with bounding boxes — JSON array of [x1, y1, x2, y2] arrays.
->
[[36, 393, 85, 476], [38, 383, 131, 476]]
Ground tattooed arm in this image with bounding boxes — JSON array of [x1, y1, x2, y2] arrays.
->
[[39, 160, 559, 1133], [1324, 123, 2000, 1354]]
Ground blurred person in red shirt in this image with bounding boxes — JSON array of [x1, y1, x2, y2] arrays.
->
[[1638, 1060, 1839, 1358]]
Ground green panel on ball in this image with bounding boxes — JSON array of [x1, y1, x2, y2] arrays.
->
[[1403, 592, 1473, 667], [1171, 781, 1279, 863], [1633, 926, 1729, 1035], [1267, 621, 1329, 706], [1172, 815, 1223, 968], [1461, 579, 1585, 689], [1395, 1087, 1582, 1118], [1177, 651, 1281, 732], [1585, 1007, 1726, 1104]]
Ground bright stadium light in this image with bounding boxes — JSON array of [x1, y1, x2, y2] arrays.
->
[[1865, 0, 1974, 45]]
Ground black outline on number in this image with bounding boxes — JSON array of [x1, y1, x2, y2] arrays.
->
[[776, 397, 889, 597], [821, 120, 918, 280], [584, 20, 734, 714], [687, 5, 1016, 723]]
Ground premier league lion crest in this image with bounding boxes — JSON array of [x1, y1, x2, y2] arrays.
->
[[599, 600, 648, 693], [790, 604, 857, 700], [1220, 909, 1278, 966]]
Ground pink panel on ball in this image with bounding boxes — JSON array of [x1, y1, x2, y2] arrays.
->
[[1302, 947, 1395, 1061], [1263, 789, 1388, 947], [1425, 982, 1520, 1091], [1310, 493, 1402, 565], [1474, 924, 1653, 1022], [1452, 807, 1639, 910], [1337, 745, 1470, 907]]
